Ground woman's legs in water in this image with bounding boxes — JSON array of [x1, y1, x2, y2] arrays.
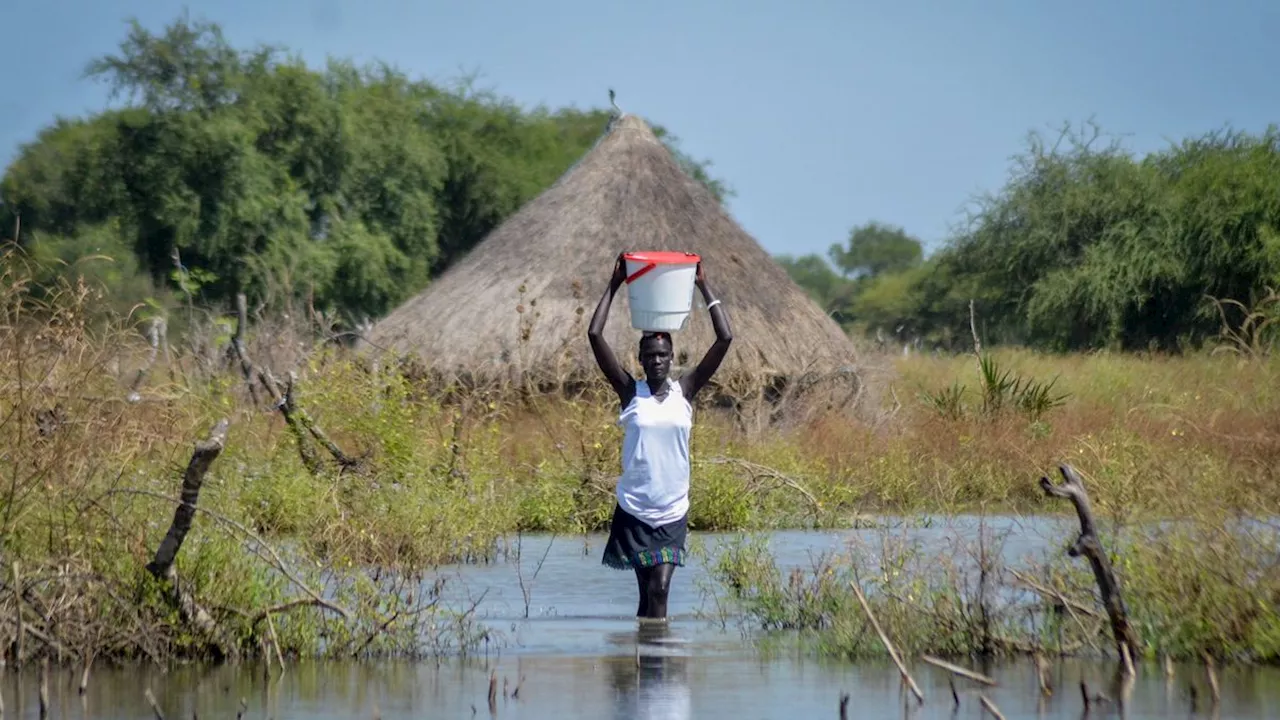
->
[[634, 567, 650, 617], [633, 564, 676, 620]]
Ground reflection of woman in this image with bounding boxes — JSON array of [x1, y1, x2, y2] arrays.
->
[[606, 623, 692, 720], [588, 254, 733, 621]]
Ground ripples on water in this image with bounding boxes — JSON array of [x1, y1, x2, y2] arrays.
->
[[6, 517, 1277, 719]]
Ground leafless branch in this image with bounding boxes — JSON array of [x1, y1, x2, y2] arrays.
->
[[702, 456, 821, 514], [146, 419, 229, 579], [921, 654, 996, 686], [850, 581, 923, 704], [114, 488, 349, 620], [1039, 463, 1141, 673]]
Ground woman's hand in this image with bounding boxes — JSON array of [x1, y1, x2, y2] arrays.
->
[[610, 253, 628, 290], [695, 261, 707, 288]]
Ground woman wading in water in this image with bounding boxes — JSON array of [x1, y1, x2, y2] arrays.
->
[[588, 253, 733, 621]]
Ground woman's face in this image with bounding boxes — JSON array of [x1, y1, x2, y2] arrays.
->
[[638, 334, 673, 383]]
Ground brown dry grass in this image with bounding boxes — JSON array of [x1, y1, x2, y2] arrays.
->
[[4, 239, 1278, 667]]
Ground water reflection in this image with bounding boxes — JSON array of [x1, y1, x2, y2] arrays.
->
[[605, 622, 691, 720], [5, 524, 1280, 718]]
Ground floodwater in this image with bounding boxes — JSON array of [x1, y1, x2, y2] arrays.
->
[[5, 516, 1279, 719]]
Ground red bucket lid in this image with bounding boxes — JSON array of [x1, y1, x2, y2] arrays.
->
[[623, 251, 701, 265]]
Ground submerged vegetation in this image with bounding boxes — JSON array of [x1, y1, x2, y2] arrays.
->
[[700, 509, 1280, 666]]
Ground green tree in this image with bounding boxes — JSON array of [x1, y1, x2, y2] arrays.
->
[[774, 253, 852, 318], [942, 121, 1280, 351], [84, 11, 257, 114], [828, 221, 924, 279], [0, 13, 733, 329]]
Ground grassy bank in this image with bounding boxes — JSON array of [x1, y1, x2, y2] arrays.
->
[[2, 254, 1277, 666]]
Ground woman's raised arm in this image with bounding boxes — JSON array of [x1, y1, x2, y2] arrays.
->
[[681, 263, 733, 400], [588, 254, 635, 403]]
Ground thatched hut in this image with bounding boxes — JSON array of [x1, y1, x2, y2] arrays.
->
[[363, 113, 860, 395]]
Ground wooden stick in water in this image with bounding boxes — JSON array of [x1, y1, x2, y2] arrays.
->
[[921, 654, 996, 686], [1039, 464, 1141, 673], [850, 581, 924, 704], [38, 658, 49, 719], [79, 653, 94, 694], [144, 688, 166, 720], [979, 694, 1006, 719], [266, 612, 286, 675], [487, 670, 498, 714], [1033, 652, 1053, 696], [1204, 652, 1220, 706]]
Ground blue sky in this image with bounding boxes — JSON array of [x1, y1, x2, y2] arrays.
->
[[2, 0, 1277, 260]]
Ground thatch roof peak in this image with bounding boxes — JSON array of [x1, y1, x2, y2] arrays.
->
[[363, 109, 859, 384], [607, 113, 658, 135]]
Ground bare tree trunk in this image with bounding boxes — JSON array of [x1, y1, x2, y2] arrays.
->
[[228, 293, 261, 405], [1039, 464, 1140, 672], [146, 419, 230, 578], [146, 418, 235, 659]]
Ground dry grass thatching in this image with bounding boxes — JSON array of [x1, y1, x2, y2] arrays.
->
[[362, 113, 861, 393]]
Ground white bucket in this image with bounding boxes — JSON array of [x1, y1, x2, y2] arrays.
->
[[623, 251, 701, 332]]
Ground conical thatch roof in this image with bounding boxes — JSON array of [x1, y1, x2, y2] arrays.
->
[[363, 113, 858, 384]]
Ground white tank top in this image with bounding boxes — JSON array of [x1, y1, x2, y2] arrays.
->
[[616, 378, 692, 526]]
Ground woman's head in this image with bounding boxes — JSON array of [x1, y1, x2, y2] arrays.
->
[[638, 332, 673, 383]]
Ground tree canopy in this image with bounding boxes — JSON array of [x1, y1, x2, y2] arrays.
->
[[0, 13, 732, 326], [779, 122, 1280, 353], [828, 221, 923, 279], [8, 14, 1277, 355]]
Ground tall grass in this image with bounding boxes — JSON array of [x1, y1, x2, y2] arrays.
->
[[2, 245, 1278, 664]]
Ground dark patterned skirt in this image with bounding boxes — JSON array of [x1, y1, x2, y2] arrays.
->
[[601, 504, 688, 570]]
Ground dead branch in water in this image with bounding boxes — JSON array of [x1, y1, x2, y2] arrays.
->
[[145, 418, 235, 659], [978, 694, 1006, 719], [488, 669, 498, 714], [1204, 651, 1221, 707], [145, 687, 166, 720], [1008, 568, 1100, 620], [1033, 652, 1053, 696], [1008, 567, 1103, 654], [1039, 464, 1141, 674], [79, 653, 94, 694], [921, 654, 996, 686], [850, 581, 924, 704], [39, 657, 49, 719]]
